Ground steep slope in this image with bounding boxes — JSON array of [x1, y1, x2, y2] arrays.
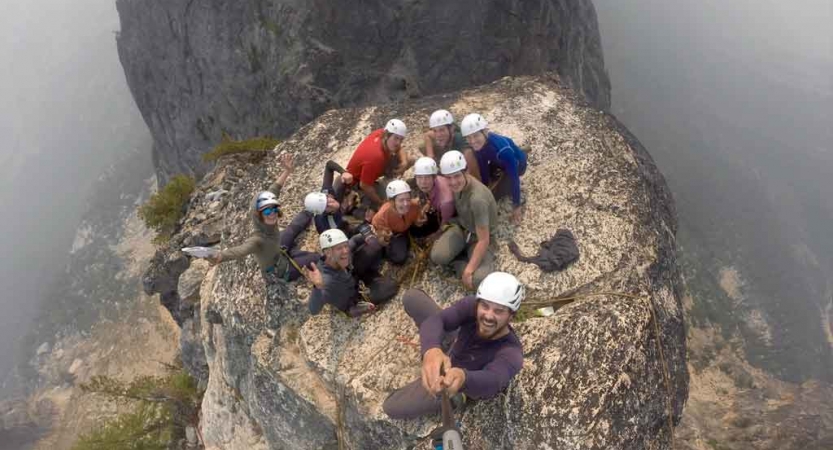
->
[[115, 0, 610, 182], [144, 75, 687, 449]]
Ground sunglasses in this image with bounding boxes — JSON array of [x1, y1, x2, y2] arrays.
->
[[261, 206, 279, 216]]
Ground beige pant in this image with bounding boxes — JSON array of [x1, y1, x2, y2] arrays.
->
[[429, 225, 495, 288]]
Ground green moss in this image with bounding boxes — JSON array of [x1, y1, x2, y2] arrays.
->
[[73, 367, 203, 450], [262, 19, 280, 36], [137, 175, 195, 242], [202, 136, 279, 162]]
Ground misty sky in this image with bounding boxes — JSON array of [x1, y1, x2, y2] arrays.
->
[[0, 0, 149, 382], [594, 0, 833, 379]]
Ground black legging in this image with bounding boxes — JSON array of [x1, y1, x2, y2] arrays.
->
[[280, 211, 319, 281]]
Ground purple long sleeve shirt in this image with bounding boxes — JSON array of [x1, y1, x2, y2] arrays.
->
[[419, 296, 524, 399], [430, 176, 456, 225]]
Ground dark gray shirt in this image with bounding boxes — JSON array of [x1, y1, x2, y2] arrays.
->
[[308, 235, 365, 314]]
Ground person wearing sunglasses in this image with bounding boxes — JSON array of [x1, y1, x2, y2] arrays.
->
[[208, 154, 318, 282]]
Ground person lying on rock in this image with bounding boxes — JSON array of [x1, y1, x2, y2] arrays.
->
[[207, 154, 318, 282], [382, 272, 525, 419], [409, 157, 455, 241], [305, 165, 385, 285], [370, 179, 426, 265], [335, 119, 414, 220], [303, 160, 356, 237], [461, 113, 528, 225], [306, 229, 398, 318], [419, 109, 472, 163], [430, 151, 498, 290]]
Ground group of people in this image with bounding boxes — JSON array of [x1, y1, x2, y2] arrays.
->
[[205, 110, 529, 420]]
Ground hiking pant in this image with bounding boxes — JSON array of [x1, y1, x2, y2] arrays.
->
[[322, 160, 346, 202], [333, 176, 387, 218], [352, 237, 398, 305], [409, 211, 440, 239], [352, 235, 383, 278], [385, 233, 410, 265], [490, 146, 529, 203], [281, 211, 319, 281], [382, 289, 458, 419], [429, 225, 495, 288], [365, 275, 399, 305]]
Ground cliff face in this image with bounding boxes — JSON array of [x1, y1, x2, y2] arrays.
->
[[144, 75, 687, 449], [115, 0, 610, 182]]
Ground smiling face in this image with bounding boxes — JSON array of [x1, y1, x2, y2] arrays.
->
[[466, 131, 487, 151], [432, 125, 452, 148], [259, 207, 279, 226], [393, 192, 412, 215], [385, 133, 404, 153], [415, 174, 435, 193], [323, 241, 351, 270], [445, 171, 467, 193], [475, 299, 513, 340]]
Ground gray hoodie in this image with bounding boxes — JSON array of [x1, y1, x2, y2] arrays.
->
[[219, 183, 291, 276]]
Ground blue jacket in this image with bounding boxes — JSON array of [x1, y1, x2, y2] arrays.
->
[[474, 133, 528, 206]]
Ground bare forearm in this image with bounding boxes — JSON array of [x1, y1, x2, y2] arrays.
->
[[361, 183, 383, 206], [465, 238, 489, 273]]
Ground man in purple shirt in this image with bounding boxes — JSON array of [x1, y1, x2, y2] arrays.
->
[[383, 272, 525, 419]]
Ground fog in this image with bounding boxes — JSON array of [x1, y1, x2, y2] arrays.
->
[[595, 0, 833, 380], [0, 0, 149, 387]]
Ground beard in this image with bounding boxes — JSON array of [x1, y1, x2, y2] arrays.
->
[[476, 318, 504, 339]]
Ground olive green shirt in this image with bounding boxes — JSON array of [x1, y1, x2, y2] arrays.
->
[[418, 127, 471, 161], [219, 182, 291, 275], [453, 175, 498, 236]]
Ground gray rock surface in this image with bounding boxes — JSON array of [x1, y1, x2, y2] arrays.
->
[[144, 75, 686, 449], [116, 0, 610, 183], [178, 259, 211, 304]]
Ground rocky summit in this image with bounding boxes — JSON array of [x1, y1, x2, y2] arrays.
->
[[115, 0, 610, 183], [144, 75, 687, 449]]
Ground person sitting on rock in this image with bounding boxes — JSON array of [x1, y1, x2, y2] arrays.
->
[[382, 272, 525, 419], [419, 109, 472, 163], [461, 113, 528, 225], [306, 229, 398, 318], [430, 151, 497, 290], [208, 154, 319, 282], [371, 179, 426, 265], [337, 119, 414, 219], [410, 157, 455, 240]]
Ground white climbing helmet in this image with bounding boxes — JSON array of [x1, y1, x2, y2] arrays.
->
[[385, 179, 412, 199], [439, 150, 467, 175], [413, 157, 438, 176], [429, 109, 454, 129], [460, 113, 488, 137], [320, 229, 349, 250], [384, 118, 408, 137], [476, 272, 524, 312], [255, 191, 279, 211], [304, 192, 328, 215]]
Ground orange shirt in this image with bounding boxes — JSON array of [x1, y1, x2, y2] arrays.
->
[[346, 129, 389, 185], [372, 201, 421, 234]]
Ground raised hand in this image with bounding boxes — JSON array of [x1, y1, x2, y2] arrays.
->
[[303, 262, 324, 288], [279, 153, 295, 173]]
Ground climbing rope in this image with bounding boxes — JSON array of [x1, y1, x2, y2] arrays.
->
[[523, 290, 676, 447], [407, 287, 677, 446]]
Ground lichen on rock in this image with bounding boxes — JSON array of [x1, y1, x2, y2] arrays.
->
[[145, 75, 686, 449]]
